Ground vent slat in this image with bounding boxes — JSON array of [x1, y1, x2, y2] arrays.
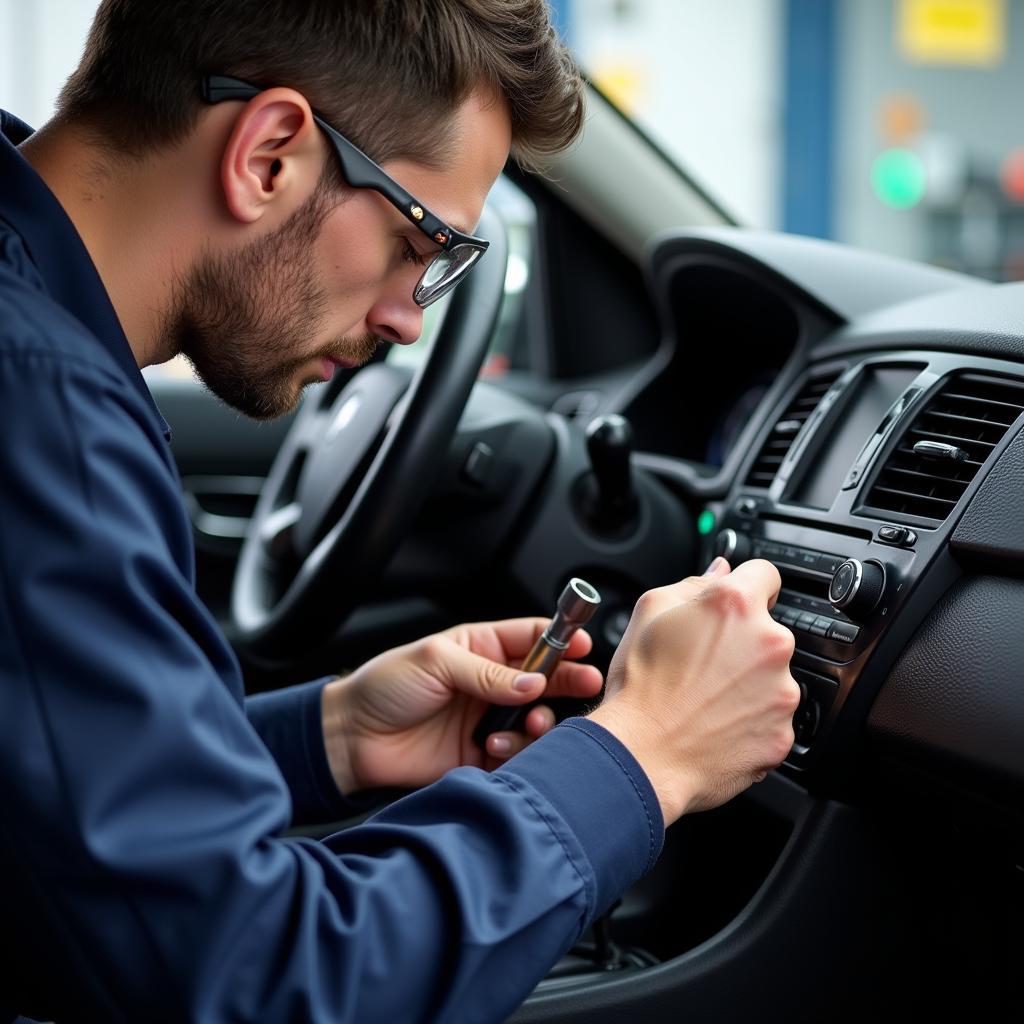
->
[[870, 485, 957, 508], [861, 373, 1023, 524], [940, 392, 1024, 414], [744, 371, 843, 488]]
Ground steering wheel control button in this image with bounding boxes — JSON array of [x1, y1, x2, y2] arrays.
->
[[714, 528, 751, 564], [461, 441, 494, 487], [827, 620, 861, 644], [829, 558, 885, 620], [877, 524, 917, 547]]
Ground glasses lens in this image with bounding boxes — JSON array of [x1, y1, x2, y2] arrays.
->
[[414, 244, 485, 308]]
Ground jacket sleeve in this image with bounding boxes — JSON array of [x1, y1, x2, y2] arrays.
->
[[245, 678, 358, 825], [0, 353, 663, 1024]]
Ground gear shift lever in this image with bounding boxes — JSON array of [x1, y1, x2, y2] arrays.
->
[[585, 414, 635, 527]]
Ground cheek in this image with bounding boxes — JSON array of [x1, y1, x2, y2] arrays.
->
[[316, 202, 391, 301]]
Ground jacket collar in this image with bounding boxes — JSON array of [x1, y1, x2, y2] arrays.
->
[[0, 110, 170, 439]]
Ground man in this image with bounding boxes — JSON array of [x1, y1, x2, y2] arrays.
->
[[0, 1, 799, 1021]]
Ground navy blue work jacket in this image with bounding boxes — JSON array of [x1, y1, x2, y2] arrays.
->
[[0, 112, 663, 1023]]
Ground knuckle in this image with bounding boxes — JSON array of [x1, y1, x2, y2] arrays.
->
[[763, 623, 796, 662], [705, 579, 751, 617], [417, 636, 448, 666], [633, 589, 662, 618]]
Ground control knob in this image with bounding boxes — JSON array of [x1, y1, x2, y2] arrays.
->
[[828, 558, 885, 620], [714, 528, 751, 564]]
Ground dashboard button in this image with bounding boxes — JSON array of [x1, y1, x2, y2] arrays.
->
[[778, 606, 799, 627], [736, 497, 759, 518], [795, 549, 820, 569], [810, 616, 831, 637], [827, 620, 861, 644], [818, 553, 845, 575], [877, 525, 907, 544], [829, 562, 857, 604], [715, 528, 751, 563], [793, 698, 822, 745], [877, 524, 917, 547], [796, 611, 817, 631]]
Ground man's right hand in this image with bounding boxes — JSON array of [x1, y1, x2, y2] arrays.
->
[[588, 556, 800, 827]]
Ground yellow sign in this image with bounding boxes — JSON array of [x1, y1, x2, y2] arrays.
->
[[899, 0, 1005, 67], [590, 60, 648, 116]]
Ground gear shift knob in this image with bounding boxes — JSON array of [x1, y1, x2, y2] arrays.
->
[[585, 414, 634, 521]]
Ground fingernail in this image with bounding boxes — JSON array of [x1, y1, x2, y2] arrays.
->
[[513, 672, 544, 692], [703, 556, 726, 576], [489, 736, 512, 754]]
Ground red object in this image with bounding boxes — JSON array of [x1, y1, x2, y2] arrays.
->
[[1000, 149, 1024, 203]]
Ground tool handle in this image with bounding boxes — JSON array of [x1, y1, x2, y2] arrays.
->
[[471, 634, 565, 749]]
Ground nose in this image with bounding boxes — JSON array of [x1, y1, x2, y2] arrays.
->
[[366, 292, 423, 346]]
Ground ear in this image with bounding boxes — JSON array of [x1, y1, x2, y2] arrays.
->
[[219, 88, 321, 225]]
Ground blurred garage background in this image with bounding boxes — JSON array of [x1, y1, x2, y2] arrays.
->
[[3, 0, 1024, 280]]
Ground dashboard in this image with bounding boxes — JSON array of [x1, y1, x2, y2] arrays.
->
[[631, 228, 1024, 806]]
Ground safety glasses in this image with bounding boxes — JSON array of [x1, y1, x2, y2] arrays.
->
[[203, 75, 489, 308]]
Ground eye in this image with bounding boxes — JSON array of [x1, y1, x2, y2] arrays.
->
[[402, 239, 430, 268]]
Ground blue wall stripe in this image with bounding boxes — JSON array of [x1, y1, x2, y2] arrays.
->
[[548, 0, 573, 46], [783, 0, 837, 238]]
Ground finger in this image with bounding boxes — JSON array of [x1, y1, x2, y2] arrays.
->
[[540, 661, 604, 700], [455, 617, 597, 668], [485, 730, 533, 761], [721, 557, 784, 609], [619, 560, 730, 627], [440, 643, 548, 706], [523, 704, 556, 738]]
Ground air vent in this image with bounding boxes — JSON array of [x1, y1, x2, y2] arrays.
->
[[861, 373, 1024, 523], [745, 371, 842, 488]]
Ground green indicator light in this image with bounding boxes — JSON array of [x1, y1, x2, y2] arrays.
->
[[697, 509, 716, 535], [871, 148, 926, 210]]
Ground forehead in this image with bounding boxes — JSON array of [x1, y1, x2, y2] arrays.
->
[[381, 89, 512, 235]]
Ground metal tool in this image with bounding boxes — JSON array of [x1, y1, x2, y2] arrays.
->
[[472, 578, 602, 749]]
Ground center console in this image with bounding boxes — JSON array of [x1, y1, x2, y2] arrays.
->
[[702, 352, 1024, 767]]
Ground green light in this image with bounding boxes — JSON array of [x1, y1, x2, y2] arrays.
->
[[697, 509, 716, 535], [871, 148, 926, 210]]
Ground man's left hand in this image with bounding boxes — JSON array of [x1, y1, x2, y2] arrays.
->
[[321, 618, 604, 794]]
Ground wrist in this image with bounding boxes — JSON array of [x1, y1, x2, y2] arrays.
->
[[321, 675, 359, 795], [587, 702, 692, 826]]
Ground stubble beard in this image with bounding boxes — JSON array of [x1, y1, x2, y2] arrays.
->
[[162, 186, 381, 420]]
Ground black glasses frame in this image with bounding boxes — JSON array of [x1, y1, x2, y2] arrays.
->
[[202, 75, 490, 307]]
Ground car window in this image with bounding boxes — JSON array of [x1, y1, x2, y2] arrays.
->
[[568, 0, 1024, 281]]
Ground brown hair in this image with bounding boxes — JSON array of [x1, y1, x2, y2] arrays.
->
[[56, 0, 584, 172]]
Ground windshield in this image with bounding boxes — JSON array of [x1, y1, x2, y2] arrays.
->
[[567, 0, 1023, 281]]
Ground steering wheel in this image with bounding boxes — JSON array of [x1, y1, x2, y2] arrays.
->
[[232, 206, 508, 657]]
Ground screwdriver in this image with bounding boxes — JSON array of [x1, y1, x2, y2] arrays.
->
[[472, 577, 602, 750]]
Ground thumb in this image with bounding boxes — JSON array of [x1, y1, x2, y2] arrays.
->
[[442, 645, 547, 705], [703, 555, 731, 577]]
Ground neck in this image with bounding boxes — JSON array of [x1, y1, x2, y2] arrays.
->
[[19, 123, 194, 368]]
